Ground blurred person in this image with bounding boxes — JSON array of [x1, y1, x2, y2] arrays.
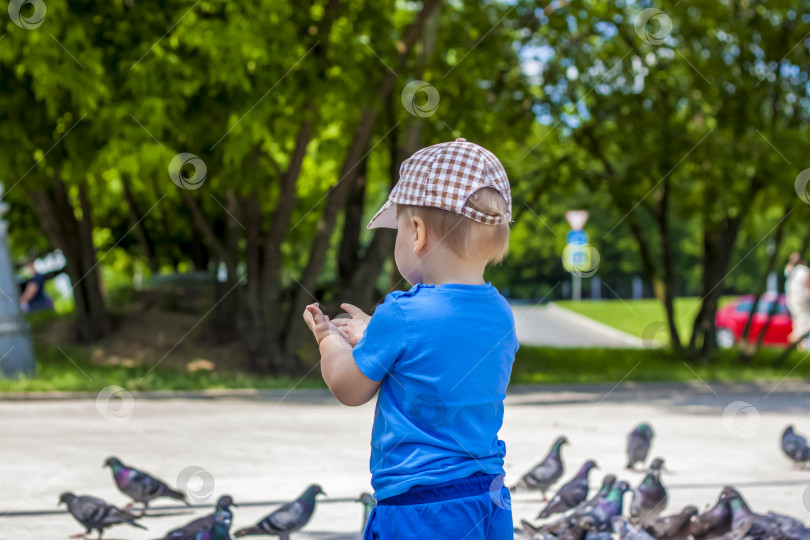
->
[[19, 258, 53, 313], [785, 252, 810, 350], [303, 139, 517, 540]]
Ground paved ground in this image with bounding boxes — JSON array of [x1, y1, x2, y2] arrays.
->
[[511, 303, 644, 348], [3, 382, 810, 539]]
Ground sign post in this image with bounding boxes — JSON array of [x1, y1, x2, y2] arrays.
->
[[564, 210, 590, 301]]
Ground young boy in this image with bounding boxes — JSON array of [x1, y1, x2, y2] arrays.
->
[[303, 138, 518, 539]]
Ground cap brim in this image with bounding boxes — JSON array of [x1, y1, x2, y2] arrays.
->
[[367, 200, 398, 229]]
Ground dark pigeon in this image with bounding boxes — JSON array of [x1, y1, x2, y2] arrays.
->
[[764, 512, 810, 540], [722, 487, 786, 540], [612, 516, 656, 540], [539, 474, 616, 535], [557, 515, 599, 540], [627, 424, 654, 470], [538, 460, 598, 518], [688, 490, 732, 540], [643, 505, 698, 540], [162, 495, 236, 540], [234, 484, 324, 539], [104, 456, 188, 513], [588, 480, 631, 532], [518, 520, 556, 540], [191, 509, 232, 540], [576, 474, 616, 516], [630, 458, 668, 524], [781, 426, 810, 468], [512, 436, 568, 500], [59, 492, 146, 539]]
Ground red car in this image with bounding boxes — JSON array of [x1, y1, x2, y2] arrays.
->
[[715, 293, 793, 348]]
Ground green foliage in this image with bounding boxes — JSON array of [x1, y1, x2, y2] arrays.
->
[[2, 0, 810, 371]]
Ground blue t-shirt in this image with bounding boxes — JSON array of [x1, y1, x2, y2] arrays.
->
[[353, 282, 519, 501]]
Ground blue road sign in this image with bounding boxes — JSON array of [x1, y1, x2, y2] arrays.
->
[[566, 229, 588, 245]]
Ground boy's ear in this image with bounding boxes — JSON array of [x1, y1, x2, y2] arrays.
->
[[412, 215, 427, 254]]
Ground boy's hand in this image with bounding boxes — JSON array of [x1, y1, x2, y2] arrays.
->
[[332, 303, 371, 346], [303, 303, 344, 345]]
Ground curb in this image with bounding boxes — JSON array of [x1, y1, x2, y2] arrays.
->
[[4, 380, 810, 402]]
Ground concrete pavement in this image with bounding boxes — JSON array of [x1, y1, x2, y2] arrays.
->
[[2, 382, 810, 538], [511, 303, 644, 348]]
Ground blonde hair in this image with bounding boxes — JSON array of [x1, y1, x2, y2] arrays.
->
[[398, 188, 510, 264]]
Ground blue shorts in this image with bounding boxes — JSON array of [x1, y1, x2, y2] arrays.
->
[[363, 473, 513, 540]]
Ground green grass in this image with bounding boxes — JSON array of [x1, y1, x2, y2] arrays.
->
[[555, 297, 735, 343], [1, 342, 807, 393], [512, 346, 810, 385], [0, 344, 326, 393]]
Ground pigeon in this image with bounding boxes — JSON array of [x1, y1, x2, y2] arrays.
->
[[557, 515, 600, 540], [191, 509, 232, 540], [722, 487, 785, 540], [359, 492, 376, 531], [630, 458, 667, 524], [781, 426, 810, 468], [532, 477, 624, 537], [578, 474, 616, 515], [588, 480, 631, 531], [688, 490, 732, 540], [518, 520, 556, 540], [612, 516, 656, 540], [764, 512, 810, 540], [627, 424, 654, 470], [539, 474, 616, 534], [643, 505, 698, 540], [512, 436, 568, 499], [104, 457, 188, 513], [234, 484, 324, 539], [538, 460, 598, 518], [59, 492, 146, 539], [162, 495, 236, 540]]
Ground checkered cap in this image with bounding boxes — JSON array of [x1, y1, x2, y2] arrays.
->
[[367, 138, 512, 229]]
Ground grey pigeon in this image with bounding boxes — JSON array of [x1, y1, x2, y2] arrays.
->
[[512, 436, 568, 500], [630, 457, 668, 524], [575, 474, 616, 517], [538, 474, 615, 535], [588, 480, 631, 532], [538, 460, 598, 518], [781, 426, 810, 468], [688, 490, 732, 540], [643, 505, 698, 540], [627, 424, 654, 470], [613, 516, 656, 540], [722, 487, 787, 540], [557, 515, 600, 540], [517, 520, 556, 540], [59, 492, 146, 539], [234, 484, 324, 539], [104, 456, 188, 513], [162, 495, 236, 540], [764, 512, 810, 540], [191, 510, 232, 540]]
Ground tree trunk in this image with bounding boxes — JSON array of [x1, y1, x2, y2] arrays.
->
[[27, 171, 110, 342], [689, 224, 742, 358]]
